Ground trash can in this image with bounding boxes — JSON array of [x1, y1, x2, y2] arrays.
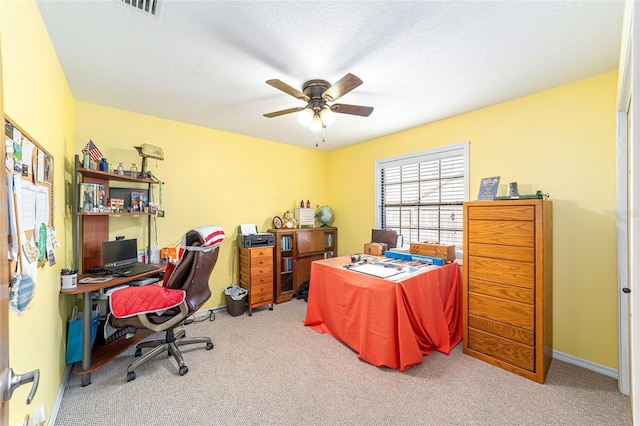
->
[[224, 285, 247, 317]]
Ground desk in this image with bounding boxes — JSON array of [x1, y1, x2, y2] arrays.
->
[[60, 265, 166, 386], [303, 256, 462, 371]]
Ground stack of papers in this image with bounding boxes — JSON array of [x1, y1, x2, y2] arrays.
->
[[349, 263, 403, 279]]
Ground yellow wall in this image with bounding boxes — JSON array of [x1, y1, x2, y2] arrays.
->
[[74, 102, 329, 307], [0, 1, 622, 423], [0, 1, 75, 425], [328, 71, 618, 368]]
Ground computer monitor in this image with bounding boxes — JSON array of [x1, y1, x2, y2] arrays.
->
[[102, 238, 138, 268]]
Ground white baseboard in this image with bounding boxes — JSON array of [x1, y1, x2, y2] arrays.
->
[[553, 349, 618, 379], [50, 364, 72, 425]]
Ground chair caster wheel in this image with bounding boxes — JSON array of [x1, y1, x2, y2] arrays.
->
[[206, 342, 214, 350], [134, 348, 142, 357], [127, 371, 136, 382], [179, 366, 188, 376]]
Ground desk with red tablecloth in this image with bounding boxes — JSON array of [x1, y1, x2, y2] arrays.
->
[[303, 256, 462, 371]]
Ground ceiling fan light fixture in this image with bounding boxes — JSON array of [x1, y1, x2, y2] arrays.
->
[[310, 113, 324, 132], [298, 107, 314, 126], [320, 107, 335, 127]]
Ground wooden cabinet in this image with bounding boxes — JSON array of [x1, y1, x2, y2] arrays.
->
[[239, 246, 274, 315], [268, 227, 337, 304], [462, 200, 552, 383]]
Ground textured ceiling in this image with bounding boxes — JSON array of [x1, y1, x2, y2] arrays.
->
[[35, 0, 624, 152]]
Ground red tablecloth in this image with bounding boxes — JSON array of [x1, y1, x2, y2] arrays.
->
[[303, 256, 462, 371]]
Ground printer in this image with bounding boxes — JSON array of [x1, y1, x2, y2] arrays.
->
[[237, 224, 275, 248]]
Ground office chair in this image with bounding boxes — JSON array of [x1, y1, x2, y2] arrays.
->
[[109, 226, 224, 382]]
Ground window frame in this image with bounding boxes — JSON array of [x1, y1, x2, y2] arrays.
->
[[374, 141, 470, 253]]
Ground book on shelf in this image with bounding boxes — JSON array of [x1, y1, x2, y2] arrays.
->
[[325, 233, 333, 248], [96, 183, 105, 208], [80, 183, 97, 212], [130, 190, 148, 212], [280, 257, 292, 272], [108, 198, 124, 212], [281, 235, 292, 250]]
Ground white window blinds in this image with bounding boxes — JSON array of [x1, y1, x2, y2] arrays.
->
[[375, 142, 469, 251]]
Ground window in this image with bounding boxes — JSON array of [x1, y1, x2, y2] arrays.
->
[[375, 142, 469, 253]]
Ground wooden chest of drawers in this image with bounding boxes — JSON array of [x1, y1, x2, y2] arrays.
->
[[239, 246, 274, 315], [462, 199, 552, 383]]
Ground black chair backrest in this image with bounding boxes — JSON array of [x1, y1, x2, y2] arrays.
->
[[165, 230, 219, 313], [371, 228, 399, 249]]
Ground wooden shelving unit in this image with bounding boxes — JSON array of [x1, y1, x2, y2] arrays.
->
[[70, 154, 163, 385], [268, 227, 337, 303], [73, 155, 160, 272]]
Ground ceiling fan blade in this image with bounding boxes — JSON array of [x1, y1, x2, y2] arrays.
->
[[322, 73, 363, 101], [266, 79, 309, 101], [263, 107, 304, 118], [331, 103, 374, 117]]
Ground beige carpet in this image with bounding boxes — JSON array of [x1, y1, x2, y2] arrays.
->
[[54, 300, 631, 426]]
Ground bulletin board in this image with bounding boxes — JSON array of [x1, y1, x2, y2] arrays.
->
[[4, 115, 55, 271]]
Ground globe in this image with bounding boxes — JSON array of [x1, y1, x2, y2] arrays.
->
[[316, 205, 334, 227]]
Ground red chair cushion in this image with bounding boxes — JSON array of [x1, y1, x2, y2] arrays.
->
[[163, 261, 177, 286], [110, 285, 185, 318]]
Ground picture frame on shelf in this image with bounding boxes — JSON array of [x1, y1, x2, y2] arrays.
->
[[80, 183, 97, 212], [130, 190, 142, 212], [477, 176, 500, 201], [273, 216, 282, 229]]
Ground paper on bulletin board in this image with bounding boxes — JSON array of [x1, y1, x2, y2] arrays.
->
[[36, 149, 45, 182], [21, 139, 34, 175], [7, 172, 17, 261], [35, 186, 49, 226], [17, 178, 36, 231]]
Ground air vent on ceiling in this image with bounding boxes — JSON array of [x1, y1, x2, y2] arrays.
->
[[119, 0, 160, 17]]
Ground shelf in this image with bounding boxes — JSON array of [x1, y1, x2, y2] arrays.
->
[[77, 211, 156, 216], [61, 265, 166, 295], [72, 330, 154, 376], [77, 167, 160, 184]]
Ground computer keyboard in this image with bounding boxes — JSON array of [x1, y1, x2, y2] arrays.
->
[[88, 267, 111, 276], [104, 326, 137, 344], [128, 277, 159, 286], [109, 268, 130, 277]]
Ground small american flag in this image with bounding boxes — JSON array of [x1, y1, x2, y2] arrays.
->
[[82, 140, 103, 161]]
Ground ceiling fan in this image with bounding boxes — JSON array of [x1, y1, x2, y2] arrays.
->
[[263, 73, 373, 132]]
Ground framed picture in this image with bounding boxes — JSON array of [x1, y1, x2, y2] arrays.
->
[[273, 216, 283, 229], [477, 176, 500, 201], [80, 183, 97, 212]]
